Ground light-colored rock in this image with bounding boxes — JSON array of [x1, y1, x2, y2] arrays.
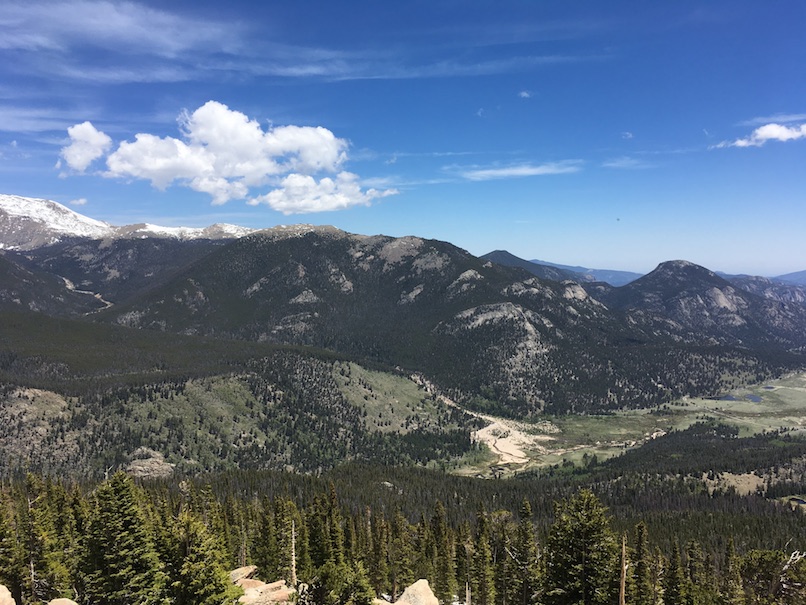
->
[[48, 599, 79, 605], [0, 585, 15, 605], [230, 565, 258, 584], [395, 580, 438, 605], [237, 576, 293, 604]]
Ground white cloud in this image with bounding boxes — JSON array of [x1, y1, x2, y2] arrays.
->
[[64, 100, 393, 212], [602, 156, 652, 170], [248, 172, 398, 214], [0, 1, 241, 57], [740, 113, 806, 126], [69, 198, 88, 206], [621, 131, 633, 139], [518, 90, 532, 99], [59, 121, 112, 172], [460, 161, 582, 181], [715, 122, 806, 148]]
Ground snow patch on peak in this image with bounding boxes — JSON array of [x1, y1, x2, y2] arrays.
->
[[0, 194, 113, 241]]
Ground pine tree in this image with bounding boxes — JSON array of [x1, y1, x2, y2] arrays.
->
[[20, 474, 71, 603], [431, 501, 457, 604], [168, 510, 242, 605], [389, 508, 415, 600], [663, 543, 686, 605], [253, 498, 278, 579], [542, 489, 619, 605], [512, 499, 539, 605], [720, 538, 744, 605], [0, 495, 24, 603], [631, 522, 654, 605], [81, 472, 167, 605], [471, 509, 495, 605]]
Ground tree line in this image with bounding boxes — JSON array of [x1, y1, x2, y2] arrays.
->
[[1, 472, 804, 605]]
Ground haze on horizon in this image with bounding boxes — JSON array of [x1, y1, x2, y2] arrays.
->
[[0, 1, 804, 276]]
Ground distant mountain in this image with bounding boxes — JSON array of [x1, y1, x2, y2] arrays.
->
[[726, 275, 806, 306], [481, 250, 578, 281], [3, 194, 805, 417], [587, 260, 806, 348], [530, 258, 643, 286], [9, 237, 233, 305], [0, 193, 254, 251], [94, 230, 805, 414], [0, 253, 107, 315], [776, 269, 806, 286]]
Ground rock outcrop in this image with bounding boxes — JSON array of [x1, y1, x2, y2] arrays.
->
[[229, 567, 294, 604], [48, 599, 79, 605], [0, 584, 16, 605], [395, 580, 438, 605]]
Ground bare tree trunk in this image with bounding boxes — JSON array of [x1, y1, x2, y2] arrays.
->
[[620, 533, 627, 605], [290, 519, 298, 587]]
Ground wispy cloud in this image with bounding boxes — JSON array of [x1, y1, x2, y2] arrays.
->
[[0, 1, 243, 57], [714, 122, 806, 148], [739, 113, 806, 126], [518, 90, 532, 99], [602, 156, 653, 170], [458, 160, 583, 181]]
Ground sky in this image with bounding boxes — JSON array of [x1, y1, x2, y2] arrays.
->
[[1, 1, 805, 276]]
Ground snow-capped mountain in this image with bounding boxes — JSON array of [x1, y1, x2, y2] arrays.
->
[[0, 194, 254, 250]]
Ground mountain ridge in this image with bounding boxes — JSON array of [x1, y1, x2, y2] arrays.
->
[[0, 193, 254, 250]]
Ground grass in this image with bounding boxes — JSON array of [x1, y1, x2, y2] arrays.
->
[[464, 371, 806, 473]]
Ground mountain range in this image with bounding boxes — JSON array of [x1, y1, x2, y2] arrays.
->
[[2, 193, 805, 419]]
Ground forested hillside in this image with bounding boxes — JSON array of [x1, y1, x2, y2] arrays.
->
[[2, 467, 805, 605]]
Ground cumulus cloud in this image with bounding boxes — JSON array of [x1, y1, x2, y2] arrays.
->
[[63, 101, 395, 213], [518, 90, 532, 99], [248, 172, 397, 214], [460, 161, 582, 181], [69, 198, 88, 206], [59, 121, 112, 172], [715, 122, 806, 148]]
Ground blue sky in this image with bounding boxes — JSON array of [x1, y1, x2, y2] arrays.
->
[[1, 1, 805, 275]]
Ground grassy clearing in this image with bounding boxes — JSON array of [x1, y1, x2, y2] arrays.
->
[[455, 371, 806, 475], [333, 362, 450, 434]]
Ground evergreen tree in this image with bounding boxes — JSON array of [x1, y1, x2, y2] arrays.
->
[[369, 514, 390, 596], [685, 540, 718, 605], [414, 513, 436, 588], [253, 499, 278, 579], [168, 510, 242, 605], [663, 543, 686, 605], [512, 499, 539, 605], [720, 538, 744, 605], [431, 501, 457, 604], [20, 474, 71, 603], [389, 508, 415, 601], [81, 472, 167, 605], [471, 509, 495, 605], [542, 489, 619, 605], [631, 522, 654, 605], [0, 495, 24, 603]]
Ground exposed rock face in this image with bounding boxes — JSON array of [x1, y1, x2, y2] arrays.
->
[[48, 599, 79, 605], [0, 584, 15, 605], [125, 447, 175, 478], [229, 568, 294, 604], [230, 566, 258, 584], [395, 580, 438, 605]]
